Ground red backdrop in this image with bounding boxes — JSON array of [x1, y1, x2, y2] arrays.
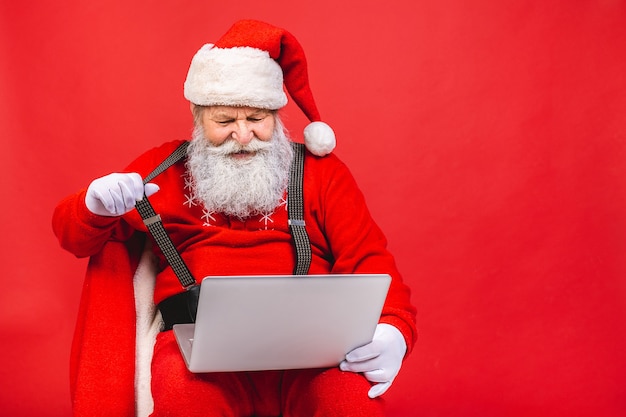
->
[[1, 1, 625, 416]]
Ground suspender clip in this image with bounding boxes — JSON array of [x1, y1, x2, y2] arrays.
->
[[143, 214, 162, 226]]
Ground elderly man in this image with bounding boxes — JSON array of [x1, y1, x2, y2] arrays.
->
[[53, 20, 417, 417]]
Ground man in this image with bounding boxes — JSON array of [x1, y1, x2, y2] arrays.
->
[[53, 20, 417, 417]]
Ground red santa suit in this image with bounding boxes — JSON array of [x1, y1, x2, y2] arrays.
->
[[53, 139, 417, 416]]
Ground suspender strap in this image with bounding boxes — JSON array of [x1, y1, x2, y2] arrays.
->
[[136, 197, 197, 288], [288, 143, 311, 275], [143, 141, 190, 183], [135, 141, 197, 289]]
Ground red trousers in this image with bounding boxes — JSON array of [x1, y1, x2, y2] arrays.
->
[[150, 332, 385, 417]]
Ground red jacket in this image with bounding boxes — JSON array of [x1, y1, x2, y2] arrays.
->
[[53, 140, 417, 416]]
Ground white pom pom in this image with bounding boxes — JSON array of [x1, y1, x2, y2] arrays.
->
[[303, 121, 336, 156]]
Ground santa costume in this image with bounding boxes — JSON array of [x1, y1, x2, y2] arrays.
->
[[53, 20, 417, 417]]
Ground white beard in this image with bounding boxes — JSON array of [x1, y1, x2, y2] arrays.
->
[[185, 116, 294, 219]]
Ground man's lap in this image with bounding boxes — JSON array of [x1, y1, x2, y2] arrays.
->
[[150, 331, 384, 417]]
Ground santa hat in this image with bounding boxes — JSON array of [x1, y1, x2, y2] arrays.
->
[[184, 19, 335, 156]]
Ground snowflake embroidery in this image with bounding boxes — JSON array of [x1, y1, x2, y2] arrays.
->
[[259, 212, 275, 230], [278, 196, 288, 210], [183, 175, 194, 191], [181, 172, 198, 208], [183, 193, 197, 208], [201, 209, 216, 227]]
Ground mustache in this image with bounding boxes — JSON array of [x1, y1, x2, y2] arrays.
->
[[205, 137, 273, 156]]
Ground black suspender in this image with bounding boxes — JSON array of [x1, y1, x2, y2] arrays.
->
[[135, 141, 311, 291], [135, 141, 197, 289], [287, 143, 312, 275]]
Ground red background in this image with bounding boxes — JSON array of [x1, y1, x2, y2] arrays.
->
[[1, 1, 625, 416]]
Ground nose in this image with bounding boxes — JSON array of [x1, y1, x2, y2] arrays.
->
[[231, 120, 254, 145]]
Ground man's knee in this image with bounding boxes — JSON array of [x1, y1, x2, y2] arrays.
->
[[282, 368, 385, 417], [150, 333, 252, 417]]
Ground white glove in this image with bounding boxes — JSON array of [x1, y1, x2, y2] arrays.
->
[[85, 172, 160, 217], [340, 323, 407, 398]]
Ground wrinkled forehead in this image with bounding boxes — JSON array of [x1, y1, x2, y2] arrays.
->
[[206, 105, 272, 118]]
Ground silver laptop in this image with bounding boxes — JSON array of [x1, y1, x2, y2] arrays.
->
[[173, 274, 391, 373]]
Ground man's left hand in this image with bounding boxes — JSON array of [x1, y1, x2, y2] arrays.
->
[[340, 323, 407, 398]]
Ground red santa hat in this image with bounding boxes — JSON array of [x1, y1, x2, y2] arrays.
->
[[184, 19, 336, 156]]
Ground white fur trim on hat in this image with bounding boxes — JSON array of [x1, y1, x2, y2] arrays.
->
[[184, 44, 288, 109], [304, 121, 336, 156]]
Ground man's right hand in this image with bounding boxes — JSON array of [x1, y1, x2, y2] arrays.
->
[[85, 173, 160, 217]]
